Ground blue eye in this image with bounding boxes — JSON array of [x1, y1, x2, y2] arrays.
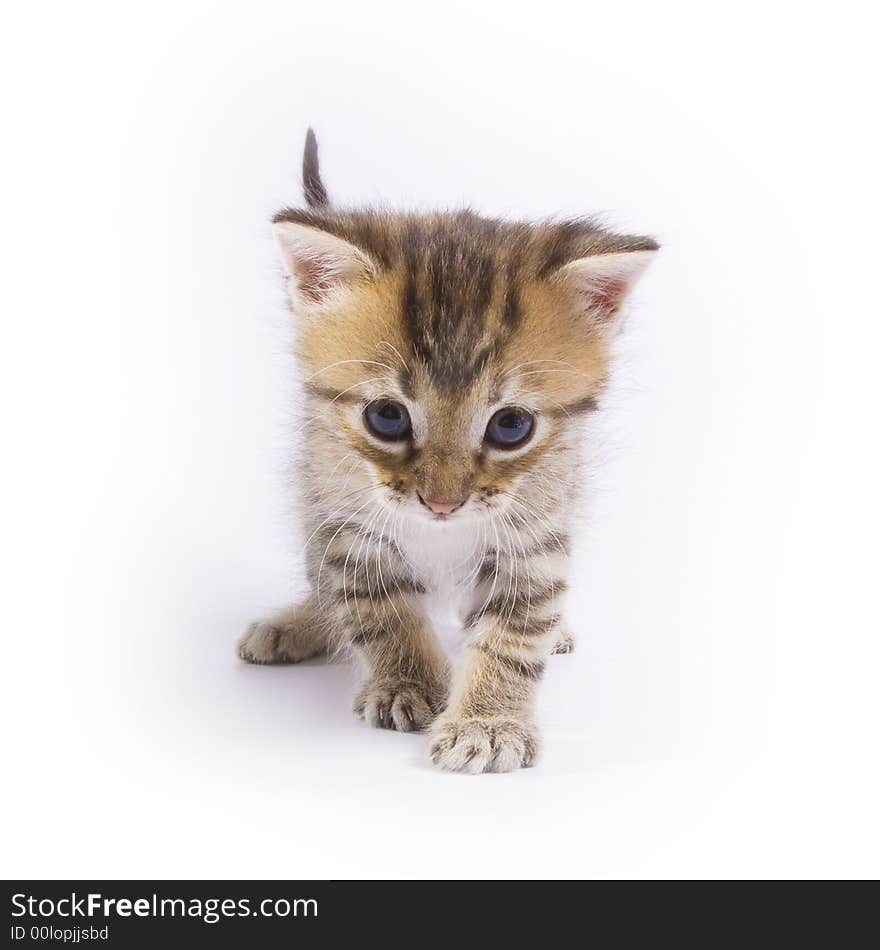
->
[[364, 400, 411, 440], [485, 408, 534, 448]]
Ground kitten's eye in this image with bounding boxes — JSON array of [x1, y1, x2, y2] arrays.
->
[[364, 400, 412, 440], [485, 407, 534, 448]]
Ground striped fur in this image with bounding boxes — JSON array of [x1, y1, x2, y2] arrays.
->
[[239, 130, 658, 772]]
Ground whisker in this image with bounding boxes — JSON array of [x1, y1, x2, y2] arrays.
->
[[315, 494, 377, 606], [303, 359, 397, 382], [376, 341, 410, 373]]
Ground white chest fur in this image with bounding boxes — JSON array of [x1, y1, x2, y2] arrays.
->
[[396, 517, 486, 651]]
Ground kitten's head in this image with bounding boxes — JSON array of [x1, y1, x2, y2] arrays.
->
[[274, 130, 657, 525]]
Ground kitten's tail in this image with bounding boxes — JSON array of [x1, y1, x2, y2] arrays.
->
[[302, 127, 329, 208]]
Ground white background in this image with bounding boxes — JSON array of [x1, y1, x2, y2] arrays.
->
[[2, 1, 878, 879]]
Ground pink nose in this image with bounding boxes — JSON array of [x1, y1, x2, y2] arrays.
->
[[419, 496, 464, 516]]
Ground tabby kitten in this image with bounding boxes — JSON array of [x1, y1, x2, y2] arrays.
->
[[239, 129, 657, 773]]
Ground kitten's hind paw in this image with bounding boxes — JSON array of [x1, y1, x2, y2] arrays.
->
[[552, 633, 575, 654], [354, 678, 443, 733], [552, 624, 576, 654], [428, 715, 539, 774]]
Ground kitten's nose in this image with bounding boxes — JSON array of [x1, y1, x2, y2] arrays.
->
[[418, 495, 464, 516]]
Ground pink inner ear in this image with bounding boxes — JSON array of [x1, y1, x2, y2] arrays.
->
[[574, 275, 629, 317], [560, 250, 655, 324], [274, 222, 372, 305], [291, 254, 339, 302]]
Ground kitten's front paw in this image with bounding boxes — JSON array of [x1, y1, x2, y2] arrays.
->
[[238, 617, 318, 665], [354, 678, 443, 733], [428, 715, 539, 774]]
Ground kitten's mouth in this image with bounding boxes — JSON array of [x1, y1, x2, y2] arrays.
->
[[417, 494, 465, 520]]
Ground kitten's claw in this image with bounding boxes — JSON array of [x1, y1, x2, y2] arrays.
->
[[428, 716, 539, 774], [354, 679, 442, 732]]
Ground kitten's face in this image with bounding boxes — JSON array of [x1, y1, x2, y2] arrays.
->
[[275, 210, 656, 526]]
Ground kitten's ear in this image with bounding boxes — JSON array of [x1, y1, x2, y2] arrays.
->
[[272, 221, 376, 309], [555, 249, 657, 330]]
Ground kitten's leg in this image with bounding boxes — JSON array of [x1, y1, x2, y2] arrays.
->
[[429, 547, 567, 773], [348, 592, 450, 732], [238, 598, 339, 664], [312, 521, 449, 731]]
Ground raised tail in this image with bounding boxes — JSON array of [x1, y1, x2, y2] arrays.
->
[[302, 127, 329, 208]]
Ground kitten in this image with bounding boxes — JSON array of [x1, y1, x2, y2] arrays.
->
[[239, 129, 658, 773]]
